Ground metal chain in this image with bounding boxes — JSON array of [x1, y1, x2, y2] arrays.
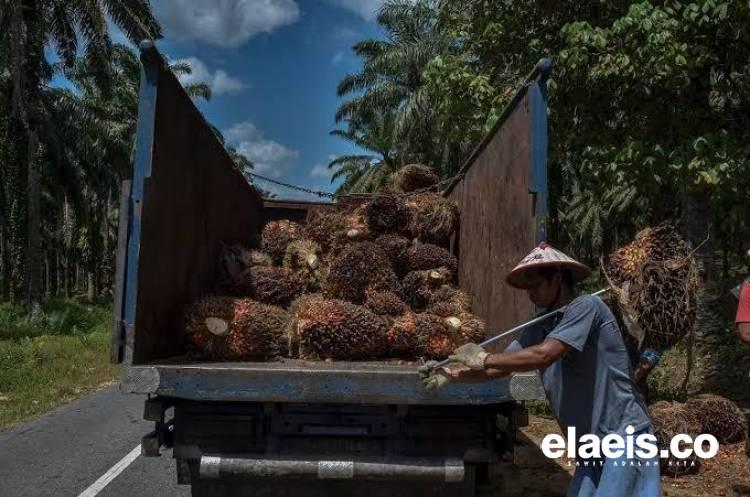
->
[[246, 170, 464, 200], [246, 171, 337, 199]]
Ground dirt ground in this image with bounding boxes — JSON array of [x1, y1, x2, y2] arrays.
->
[[513, 415, 750, 497]]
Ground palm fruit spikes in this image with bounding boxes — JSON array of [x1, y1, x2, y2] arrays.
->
[[184, 297, 289, 360], [414, 313, 455, 359], [407, 242, 458, 276], [365, 194, 412, 235], [238, 266, 305, 307], [602, 223, 699, 350], [219, 245, 273, 291], [425, 285, 472, 316], [304, 207, 348, 253], [283, 239, 325, 291], [374, 234, 411, 277], [325, 241, 399, 304], [400, 267, 452, 310], [408, 193, 459, 247], [649, 401, 702, 476], [261, 220, 303, 264], [685, 394, 748, 444], [385, 311, 418, 356], [364, 289, 408, 317], [231, 299, 291, 358], [393, 164, 439, 193], [294, 297, 388, 360], [184, 296, 237, 359]]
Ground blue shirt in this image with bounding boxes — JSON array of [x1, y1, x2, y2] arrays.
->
[[506, 295, 652, 437]]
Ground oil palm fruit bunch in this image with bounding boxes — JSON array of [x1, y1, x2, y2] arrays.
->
[[294, 297, 388, 360], [414, 313, 456, 359], [385, 311, 419, 356], [406, 242, 458, 277], [184, 297, 288, 360], [218, 245, 273, 291], [261, 220, 303, 264], [283, 239, 324, 291], [304, 207, 348, 254], [602, 223, 699, 351], [365, 194, 412, 235], [184, 296, 238, 359], [374, 234, 411, 277], [685, 394, 747, 444], [649, 401, 702, 476], [400, 268, 452, 310], [393, 164, 439, 193], [408, 193, 459, 247], [425, 285, 472, 317], [238, 266, 306, 307], [325, 241, 399, 304], [364, 289, 408, 318], [230, 299, 291, 359]]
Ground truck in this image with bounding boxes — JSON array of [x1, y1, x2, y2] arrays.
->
[[111, 40, 553, 497]]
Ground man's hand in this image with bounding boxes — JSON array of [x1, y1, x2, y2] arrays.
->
[[418, 362, 451, 391], [447, 343, 489, 370]]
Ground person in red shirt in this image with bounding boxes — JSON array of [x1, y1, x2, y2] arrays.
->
[[737, 249, 750, 344]]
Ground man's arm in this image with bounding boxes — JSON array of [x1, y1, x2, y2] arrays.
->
[[483, 338, 571, 372], [738, 323, 750, 344]]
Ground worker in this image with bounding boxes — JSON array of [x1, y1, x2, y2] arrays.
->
[[735, 248, 750, 344], [420, 242, 660, 497]]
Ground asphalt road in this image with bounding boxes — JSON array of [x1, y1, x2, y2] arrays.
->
[[0, 385, 188, 497]]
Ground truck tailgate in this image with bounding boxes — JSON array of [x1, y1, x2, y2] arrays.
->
[[122, 360, 543, 405]]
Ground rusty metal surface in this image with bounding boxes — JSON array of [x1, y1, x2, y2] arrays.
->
[[111, 181, 132, 363], [121, 362, 544, 404], [127, 44, 263, 364], [446, 88, 539, 352]]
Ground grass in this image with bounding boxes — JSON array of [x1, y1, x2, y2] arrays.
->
[[0, 298, 119, 431]]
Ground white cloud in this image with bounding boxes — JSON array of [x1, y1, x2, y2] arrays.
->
[[224, 120, 298, 177], [331, 51, 344, 65], [174, 57, 246, 95], [310, 163, 332, 178], [155, 0, 300, 47], [332, 26, 361, 40], [324, 0, 385, 20]]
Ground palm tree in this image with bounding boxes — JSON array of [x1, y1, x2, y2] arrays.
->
[[329, 109, 400, 193], [335, 0, 449, 168], [0, 0, 161, 312]]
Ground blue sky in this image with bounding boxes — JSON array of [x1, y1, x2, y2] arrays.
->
[[116, 0, 387, 199]]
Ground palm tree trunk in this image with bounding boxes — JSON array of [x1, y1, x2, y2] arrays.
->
[[55, 248, 61, 297], [681, 189, 723, 339], [0, 162, 9, 301], [26, 124, 43, 315], [87, 270, 95, 301]]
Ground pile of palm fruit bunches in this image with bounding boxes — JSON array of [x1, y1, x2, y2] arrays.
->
[[603, 223, 748, 475], [183, 164, 486, 362], [648, 396, 747, 476]]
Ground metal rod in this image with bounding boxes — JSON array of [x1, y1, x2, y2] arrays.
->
[[199, 455, 465, 482], [428, 288, 610, 370]]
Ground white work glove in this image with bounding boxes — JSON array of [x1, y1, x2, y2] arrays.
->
[[417, 361, 451, 391], [447, 343, 489, 370]]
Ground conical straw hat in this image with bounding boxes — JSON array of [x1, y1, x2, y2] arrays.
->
[[505, 241, 591, 289]]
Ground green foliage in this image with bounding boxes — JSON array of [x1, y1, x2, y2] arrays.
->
[[334, 0, 750, 261], [0, 299, 110, 340], [0, 330, 118, 430]]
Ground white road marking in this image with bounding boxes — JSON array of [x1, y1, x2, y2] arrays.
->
[[77, 444, 141, 497]]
